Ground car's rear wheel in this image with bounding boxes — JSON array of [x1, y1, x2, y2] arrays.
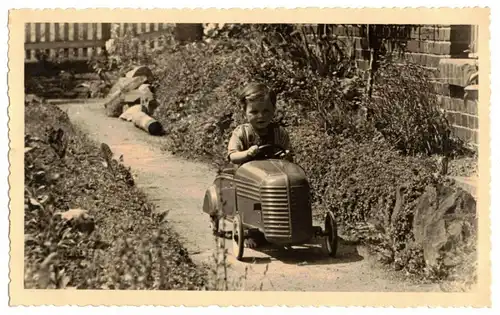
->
[[323, 211, 339, 257], [232, 214, 244, 261]]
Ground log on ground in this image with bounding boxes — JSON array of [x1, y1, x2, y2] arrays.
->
[[131, 111, 164, 136]]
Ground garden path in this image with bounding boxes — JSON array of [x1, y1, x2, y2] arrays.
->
[[58, 101, 444, 293]]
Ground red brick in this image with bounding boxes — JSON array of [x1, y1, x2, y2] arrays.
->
[[452, 125, 475, 143], [452, 125, 463, 139], [467, 100, 478, 115], [436, 95, 446, 110], [404, 53, 420, 66], [428, 54, 445, 68], [439, 96, 477, 116], [433, 41, 451, 55], [446, 112, 456, 124], [465, 129, 474, 142], [460, 114, 468, 127], [410, 27, 420, 40], [438, 27, 451, 41], [424, 42, 436, 54], [406, 40, 420, 53], [418, 26, 439, 41], [452, 97, 465, 112], [441, 97, 452, 111], [432, 82, 450, 96], [469, 115, 479, 129]]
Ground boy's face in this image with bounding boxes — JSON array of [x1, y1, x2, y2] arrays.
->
[[245, 97, 274, 130]]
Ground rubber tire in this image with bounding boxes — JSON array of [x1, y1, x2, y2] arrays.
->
[[323, 212, 339, 257], [232, 214, 245, 261]]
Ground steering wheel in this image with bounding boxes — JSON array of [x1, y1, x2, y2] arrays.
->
[[253, 144, 287, 160]]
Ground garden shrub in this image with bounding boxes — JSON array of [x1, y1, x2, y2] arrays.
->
[[24, 100, 207, 289], [368, 58, 457, 156], [114, 29, 473, 279]]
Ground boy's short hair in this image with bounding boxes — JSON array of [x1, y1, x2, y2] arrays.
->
[[238, 82, 277, 110]]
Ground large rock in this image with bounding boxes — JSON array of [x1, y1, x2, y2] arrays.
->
[[104, 90, 124, 117], [104, 76, 148, 117], [55, 208, 95, 233], [125, 66, 154, 83], [412, 184, 477, 268], [107, 76, 148, 97], [122, 88, 154, 105]]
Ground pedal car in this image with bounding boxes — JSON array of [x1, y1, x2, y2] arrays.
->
[[202, 144, 338, 261]]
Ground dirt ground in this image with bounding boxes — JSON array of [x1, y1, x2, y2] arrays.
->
[[58, 101, 447, 292]]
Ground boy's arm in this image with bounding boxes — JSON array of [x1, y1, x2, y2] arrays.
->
[[229, 151, 252, 164], [277, 127, 294, 162], [227, 126, 253, 164]]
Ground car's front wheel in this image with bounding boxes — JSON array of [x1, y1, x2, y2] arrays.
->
[[232, 214, 244, 261], [323, 211, 339, 257]]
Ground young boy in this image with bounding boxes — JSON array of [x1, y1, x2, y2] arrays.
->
[[227, 82, 293, 248], [227, 82, 293, 165]]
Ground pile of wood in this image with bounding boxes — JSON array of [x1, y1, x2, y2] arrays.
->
[[103, 66, 163, 136]]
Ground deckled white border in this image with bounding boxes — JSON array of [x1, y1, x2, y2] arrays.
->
[[2, 0, 499, 315]]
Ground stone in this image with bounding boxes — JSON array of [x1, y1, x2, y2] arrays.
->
[[107, 76, 148, 96], [412, 184, 476, 268], [56, 208, 95, 233], [125, 66, 154, 83], [122, 88, 154, 104], [104, 90, 124, 117], [105, 76, 148, 117]]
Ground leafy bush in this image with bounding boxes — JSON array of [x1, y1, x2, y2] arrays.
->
[[24, 100, 207, 289], [368, 58, 457, 156], [111, 27, 473, 280], [252, 24, 357, 77]]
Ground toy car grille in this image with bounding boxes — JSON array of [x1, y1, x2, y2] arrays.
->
[[261, 186, 291, 238], [290, 185, 312, 232]]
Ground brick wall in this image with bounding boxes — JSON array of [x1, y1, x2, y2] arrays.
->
[[324, 24, 479, 148]]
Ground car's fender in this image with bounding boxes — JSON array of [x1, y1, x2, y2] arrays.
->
[[202, 184, 220, 217]]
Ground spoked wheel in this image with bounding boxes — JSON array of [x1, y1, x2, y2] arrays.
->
[[323, 211, 339, 257], [232, 214, 245, 261]]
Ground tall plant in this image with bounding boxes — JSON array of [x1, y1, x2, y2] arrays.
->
[[251, 24, 357, 78]]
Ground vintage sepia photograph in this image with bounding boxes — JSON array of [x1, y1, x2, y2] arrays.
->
[[8, 7, 491, 307]]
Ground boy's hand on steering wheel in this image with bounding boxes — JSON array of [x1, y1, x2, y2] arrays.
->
[[247, 145, 260, 158]]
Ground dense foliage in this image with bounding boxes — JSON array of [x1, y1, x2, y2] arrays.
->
[[35, 23, 471, 286], [139, 27, 475, 279], [24, 100, 207, 289]]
